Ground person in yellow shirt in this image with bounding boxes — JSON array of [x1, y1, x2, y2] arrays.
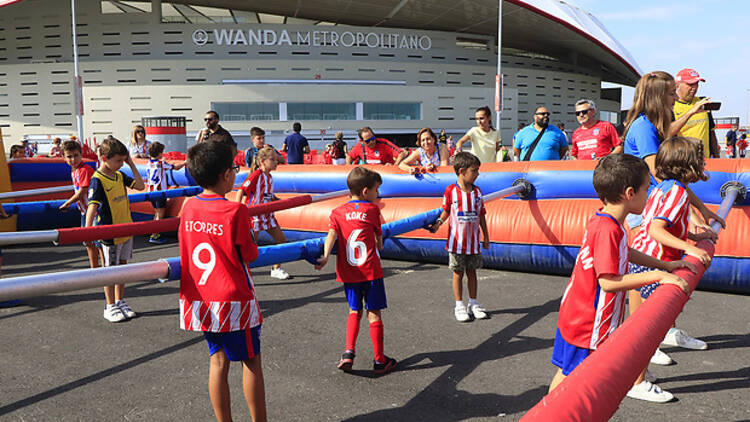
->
[[455, 106, 507, 163], [671, 68, 718, 158]]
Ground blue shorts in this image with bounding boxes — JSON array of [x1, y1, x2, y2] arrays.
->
[[150, 198, 167, 209], [629, 263, 660, 299], [343, 278, 387, 311], [204, 325, 261, 361], [551, 328, 591, 376]]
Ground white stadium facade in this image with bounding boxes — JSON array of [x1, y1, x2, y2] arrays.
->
[[0, 0, 642, 150]]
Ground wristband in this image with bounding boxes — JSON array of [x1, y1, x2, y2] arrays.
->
[[436, 217, 444, 224]]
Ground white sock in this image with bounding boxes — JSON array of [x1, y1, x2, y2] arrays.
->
[[469, 298, 478, 307], [455, 301, 463, 308]]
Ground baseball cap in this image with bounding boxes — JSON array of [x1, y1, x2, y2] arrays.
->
[[675, 68, 705, 84]]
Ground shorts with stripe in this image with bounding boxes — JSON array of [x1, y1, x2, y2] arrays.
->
[[204, 325, 262, 361], [252, 214, 278, 232], [101, 237, 133, 266]]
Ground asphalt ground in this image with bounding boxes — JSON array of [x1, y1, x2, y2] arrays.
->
[[0, 236, 748, 421]]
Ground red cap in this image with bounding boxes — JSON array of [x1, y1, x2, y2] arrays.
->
[[675, 68, 705, 84]]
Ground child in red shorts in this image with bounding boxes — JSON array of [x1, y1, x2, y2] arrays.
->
[[315, 166, 398, 375], [180, 141, 266, 422]]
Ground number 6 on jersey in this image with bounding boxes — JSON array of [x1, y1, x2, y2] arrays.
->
[[346, 229, 368, 267], [192, 242, 216, 285]]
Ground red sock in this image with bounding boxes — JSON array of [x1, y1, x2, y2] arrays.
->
[[370, 320, 384, 363], [346, 312, 361, 352]]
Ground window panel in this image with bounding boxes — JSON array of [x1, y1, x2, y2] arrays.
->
[[363, 102, 420, 120]]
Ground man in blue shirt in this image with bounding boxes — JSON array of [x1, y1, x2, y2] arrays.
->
[[282, 122, 310, 164], [513, 107, 568, 161], [725, 124, 738, 158]]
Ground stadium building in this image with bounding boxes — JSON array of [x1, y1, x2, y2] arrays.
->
[[0, 0, 641, 150]]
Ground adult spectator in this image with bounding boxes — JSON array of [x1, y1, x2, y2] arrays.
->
[[558, 122, 569, 142], [513, 107, 568, 161], [397, 127, 449, 173], [347, 126, 405, 165], [570, 99, 622, 160], [455, 106, 503, 164], [129, 125, 150, 158], [725, 124, 738, 158], [671, 68, 718, 158], [196, 110, 237, 155], [330, 131, 348, 165], [282, 122, 310, 165]]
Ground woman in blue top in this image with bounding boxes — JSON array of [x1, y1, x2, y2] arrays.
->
[[623, 71, 725, 366], [397, 127, 449, 174]]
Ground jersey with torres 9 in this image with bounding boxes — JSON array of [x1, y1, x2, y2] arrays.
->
[[178, 194, 262, 332], [330, 200, 384, 283]]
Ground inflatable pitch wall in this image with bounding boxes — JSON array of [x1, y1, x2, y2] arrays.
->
[[7, 158, 749, 294], [266, 161, 750, 295]]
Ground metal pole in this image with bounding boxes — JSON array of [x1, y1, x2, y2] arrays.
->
[[0, 230, 58, 246], [71, 0, 84, 142], [310, 189, 351, 203], [0, 260, 171, 301], [495, 0, 503, 142], [0, 185, 73, 200]]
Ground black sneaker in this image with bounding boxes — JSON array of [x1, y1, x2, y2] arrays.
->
[[337, 351, 355, 372], [373, 356, 398, 375]]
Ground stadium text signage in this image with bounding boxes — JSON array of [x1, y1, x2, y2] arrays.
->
[[192, 28, 432, 51]]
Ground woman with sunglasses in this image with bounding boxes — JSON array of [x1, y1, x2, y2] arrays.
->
[[129, 125, 151, 159]]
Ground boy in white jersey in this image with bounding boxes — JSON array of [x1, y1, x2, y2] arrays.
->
[[146, 141, 184, 244], [429, 152, 490, 322]]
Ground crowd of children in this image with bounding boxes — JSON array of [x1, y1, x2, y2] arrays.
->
[[20, 107, 720, 420]]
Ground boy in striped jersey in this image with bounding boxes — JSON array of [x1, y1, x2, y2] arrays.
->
[[429, 152, 490, 322]]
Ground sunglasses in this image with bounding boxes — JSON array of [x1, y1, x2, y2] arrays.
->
[[135, 130, 145, 134], [231, 165, 240, 173], [204, 117, 216, 122], [535, 112, 550, 116], [575, 109, 592, 116]]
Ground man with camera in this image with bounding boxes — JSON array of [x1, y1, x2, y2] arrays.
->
[[671, 68, 720, 158]]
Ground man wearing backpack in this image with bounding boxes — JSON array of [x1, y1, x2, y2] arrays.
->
[[331, 131, 348, 165]]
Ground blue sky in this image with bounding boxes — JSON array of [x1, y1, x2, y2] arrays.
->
[[572, 0, 750, 125]]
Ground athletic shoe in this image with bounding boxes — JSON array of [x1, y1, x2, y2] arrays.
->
[[626, 381, 674, 403], [373, 356, 398, 375], [149, 234, 168, 244], [337, 350, 355, 372], [650, 348, 674, 366], [270, 268, 290, 280], [103, 305, 126, 323], [454, 304, 470, 322], [645, 369, 658, 383], [662, 328, 708, 350], [116, 300, 136, 319], [468, 303, 488, 319]]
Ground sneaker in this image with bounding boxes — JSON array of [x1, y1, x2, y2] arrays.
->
[[337, 350, 355, 372], [454, 304, 470, 322], [626, 381, 674, 403], [116, 300, 136, 319], [662, 328, 708, 350], [467, 303, 488, 319], [103, 305, 126, 323], [373, 356, 398, 375], [149, 234, 168, 244], [645, 369, 658, 383], [650, 348, 674, 366], [270, 267, 290, 280]]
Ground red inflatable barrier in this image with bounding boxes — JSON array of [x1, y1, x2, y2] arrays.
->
[[520, 240, 714, 422]]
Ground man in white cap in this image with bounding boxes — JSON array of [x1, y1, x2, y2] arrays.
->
[[671, 68, 719, 158]]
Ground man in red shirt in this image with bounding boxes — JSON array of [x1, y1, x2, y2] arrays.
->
[[346, 126, 406, 165], [571, 99, 622, 160]]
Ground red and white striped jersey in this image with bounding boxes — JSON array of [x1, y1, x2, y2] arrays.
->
[[71, 164, 94, 215], [558, 212, 628, 350], [179, 194, 262, 332], [146, 159, 173, 192], [240, 169, 277, 231], [631, 179, 690, 262], [442, 183, 486, 254]]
